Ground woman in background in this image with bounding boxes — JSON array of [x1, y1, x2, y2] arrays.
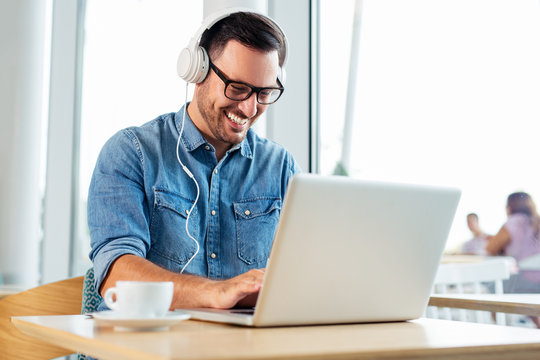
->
[[487, 192, 540, 289], [487, 192, 540, 326]]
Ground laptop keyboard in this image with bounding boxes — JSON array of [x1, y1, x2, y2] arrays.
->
[[230, 309, 255, 315]]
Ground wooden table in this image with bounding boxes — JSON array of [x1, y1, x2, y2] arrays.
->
[[440, 255, 518, 271], [440, 254, 488, 264], [429, 294, 540, 316], [12, 315, 540, 360]]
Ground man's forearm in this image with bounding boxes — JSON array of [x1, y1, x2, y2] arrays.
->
[[100, 254, 215, 308]]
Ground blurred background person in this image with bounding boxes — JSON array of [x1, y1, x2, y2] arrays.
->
[[487, 192, 540, 285], [460, 213, 487, 255], [486, 192, 540, 327]]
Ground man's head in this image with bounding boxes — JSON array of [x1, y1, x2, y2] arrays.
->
[[199, 12, 287, 80], [466, 213, 480, 233], [183, 10, 287, 158]]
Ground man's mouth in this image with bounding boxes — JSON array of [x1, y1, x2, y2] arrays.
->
[[226, 112, 248, 126]]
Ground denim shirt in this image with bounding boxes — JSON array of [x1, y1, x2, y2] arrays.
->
[[88, 104, 300, 305]]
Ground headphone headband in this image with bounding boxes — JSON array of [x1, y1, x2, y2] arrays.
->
[[177, 7, 288, 84]]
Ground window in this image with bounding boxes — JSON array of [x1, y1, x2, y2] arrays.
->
[[319, 0, 540, 250], [74, 0, 203, 274]]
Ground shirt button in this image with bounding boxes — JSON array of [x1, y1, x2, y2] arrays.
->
[[211, 210, 216, 216], [185, 209, 189, 215], [205, 145, 210, 150], [244, 210, 251, 216], [214, 169, 218, 174], [210, 253, 216, 259]]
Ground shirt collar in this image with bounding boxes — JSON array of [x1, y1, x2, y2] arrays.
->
[[174, 104, 253, 159]]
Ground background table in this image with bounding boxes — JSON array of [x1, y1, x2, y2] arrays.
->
[[12, 315, 540, 360], [429, 293, 540, 316]]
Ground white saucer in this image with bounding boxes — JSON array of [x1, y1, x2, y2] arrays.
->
[[90, 310, 190, 331]]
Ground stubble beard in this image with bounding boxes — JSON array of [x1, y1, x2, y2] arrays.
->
[[196, 85, 250, 147]]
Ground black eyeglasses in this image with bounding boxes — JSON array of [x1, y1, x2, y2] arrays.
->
[[209, 60, 284, 105]]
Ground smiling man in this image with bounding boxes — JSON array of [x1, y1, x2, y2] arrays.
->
[[190, 40, 280, 161], [88, 10, 300, 311]]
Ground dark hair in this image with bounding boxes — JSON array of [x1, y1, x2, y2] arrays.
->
[[507, 192, 540, 238], [200, 12, 286, 67]]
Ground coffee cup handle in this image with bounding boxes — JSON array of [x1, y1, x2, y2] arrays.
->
[[104, 287, 119, 311]]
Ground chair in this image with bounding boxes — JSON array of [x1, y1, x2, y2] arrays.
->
[[78, 267, 102, 360], [81, 267, 102, 315], [0, 276, 84, 359], [426, 258, 511, 325]]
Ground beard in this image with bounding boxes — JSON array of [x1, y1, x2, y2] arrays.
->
[[195, 81, 255, 147]]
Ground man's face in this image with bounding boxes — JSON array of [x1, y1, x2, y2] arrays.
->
[[192, 40, 280, 151], [467, 215, 479, 232]]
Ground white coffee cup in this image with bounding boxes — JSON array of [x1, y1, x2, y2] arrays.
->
[[104, 281, 174, 318]]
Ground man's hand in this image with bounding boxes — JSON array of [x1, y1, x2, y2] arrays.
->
[[203, 269, 265, 309], [102, 255, 265, 310]]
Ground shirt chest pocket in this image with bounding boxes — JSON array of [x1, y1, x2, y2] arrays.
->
[[150, 189, 199, 266], [233, 198, 281, 266]]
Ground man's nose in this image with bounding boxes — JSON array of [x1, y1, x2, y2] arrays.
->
[[238, 93, 258, 119]]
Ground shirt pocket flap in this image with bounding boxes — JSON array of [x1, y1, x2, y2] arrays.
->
[[154, 189, 197, 219], [233, 198, 281, 220]]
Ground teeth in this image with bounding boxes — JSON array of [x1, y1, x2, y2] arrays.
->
[[227, 112, 248, 125]]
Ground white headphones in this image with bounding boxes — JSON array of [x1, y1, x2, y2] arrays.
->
[[177, 7, 288, 85]]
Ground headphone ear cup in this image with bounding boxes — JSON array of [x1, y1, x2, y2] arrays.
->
[[193, 46, 209, 83], [177, 46, 209, 83], [177, 47, 194, 82]]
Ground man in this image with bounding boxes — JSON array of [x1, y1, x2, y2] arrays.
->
[[460, 213, 487, 255], [88, 10, 300, 311]]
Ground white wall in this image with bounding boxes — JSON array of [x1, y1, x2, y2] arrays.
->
[[0, 0, 48, 286], [204, 0, 267, 16], [268, 0, 312, 171]]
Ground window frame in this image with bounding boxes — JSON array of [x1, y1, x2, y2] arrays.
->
[[42, 0, 85, 283]]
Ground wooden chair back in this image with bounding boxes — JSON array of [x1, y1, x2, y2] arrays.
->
[[0, 276, 84, 359]]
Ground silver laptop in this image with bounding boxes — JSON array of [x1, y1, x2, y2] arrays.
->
[[178, 174, 461, 327]]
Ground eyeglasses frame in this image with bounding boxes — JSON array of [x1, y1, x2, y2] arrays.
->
[[208, 60, 284, 105]]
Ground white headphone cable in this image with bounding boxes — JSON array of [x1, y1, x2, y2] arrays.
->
[[176, 82, 200, 274]]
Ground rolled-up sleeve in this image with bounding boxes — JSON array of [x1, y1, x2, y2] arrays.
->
[[87, 129, 151, 292]]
